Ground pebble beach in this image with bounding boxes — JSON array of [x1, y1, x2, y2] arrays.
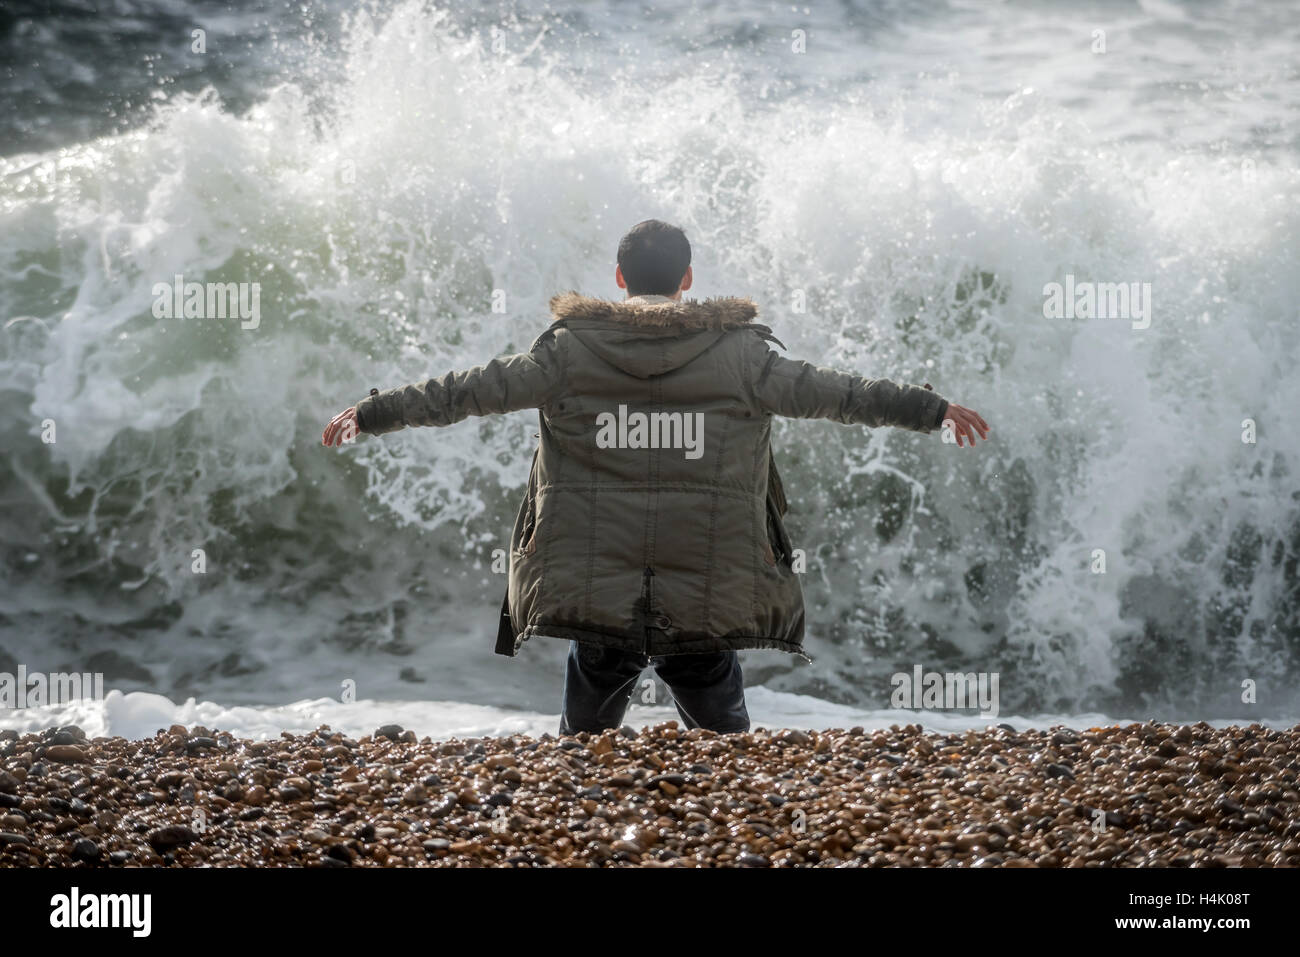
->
[[1, 722, 1297, 868]]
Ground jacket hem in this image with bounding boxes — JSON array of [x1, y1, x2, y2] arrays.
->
[[513, 623, 813, 663]]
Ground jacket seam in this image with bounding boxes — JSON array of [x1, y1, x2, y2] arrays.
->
[[701, 408, 731, 636], [638, 375, 660, 630], [742, 332, 765, 413], [583, 439, 598, 624]]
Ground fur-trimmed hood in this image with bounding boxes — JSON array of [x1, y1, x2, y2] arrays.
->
[[549, 291, 759, 330], [547, 292, 774, 379]]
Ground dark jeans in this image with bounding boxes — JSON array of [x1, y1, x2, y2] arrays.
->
[[559, 640, 750, 735]]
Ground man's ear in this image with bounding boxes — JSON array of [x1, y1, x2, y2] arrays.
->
[[615, 265, 627, 290], [679, 266, 693, 292]]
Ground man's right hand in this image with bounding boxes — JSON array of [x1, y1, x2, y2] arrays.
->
[[943, 403, 990, 448], [322, 407, 360, 447]]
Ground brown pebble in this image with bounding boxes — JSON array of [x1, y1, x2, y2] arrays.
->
[[43, 745, 87, 764], [0, 722, 1290, 870]]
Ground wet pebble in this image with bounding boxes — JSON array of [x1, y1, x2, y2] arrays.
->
[[0, 720, 1293, 870]]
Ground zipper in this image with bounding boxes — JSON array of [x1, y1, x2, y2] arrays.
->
[[641, 566, 655, 654]]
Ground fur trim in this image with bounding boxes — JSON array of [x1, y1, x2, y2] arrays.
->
[[549, 291, 758, 330]]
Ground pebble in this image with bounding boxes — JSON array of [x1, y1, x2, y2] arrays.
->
[[402, 784, 428, 805], [0, 721, 1292, 869], [43, 745, 87, 764], [147, 825, 199, 852]]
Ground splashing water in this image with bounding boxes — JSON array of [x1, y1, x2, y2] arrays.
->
[[1, 0, 1297, 719]]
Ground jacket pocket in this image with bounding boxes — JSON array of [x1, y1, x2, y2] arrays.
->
[[768, 454, 789, 517], [517, 502, 538, 556], [512, 449, 540, 557], [765, 456, 794, 566], [765, 501, 789, 566]]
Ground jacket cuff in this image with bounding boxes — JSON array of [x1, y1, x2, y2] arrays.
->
[[914, 383, 947, 433], [355, 388, 380, 434]]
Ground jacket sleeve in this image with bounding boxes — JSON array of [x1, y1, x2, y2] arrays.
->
[[745, 334, 948, 433], [354, 331, 565, 435]]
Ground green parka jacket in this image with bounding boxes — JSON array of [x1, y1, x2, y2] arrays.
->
[[355, 293, 948, 661]]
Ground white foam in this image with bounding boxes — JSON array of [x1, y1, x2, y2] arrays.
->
[[1, 1, 1297, 718], [0, 688, 1291, 743]]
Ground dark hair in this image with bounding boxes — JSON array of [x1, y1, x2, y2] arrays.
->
[[617, 220, 691, 297]]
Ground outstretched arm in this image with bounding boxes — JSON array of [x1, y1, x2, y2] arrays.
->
[[746, 337, 989, 446], [323, 332, 565, 446]]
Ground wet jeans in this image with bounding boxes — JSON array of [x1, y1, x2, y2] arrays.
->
[[559, 640, 751, 735]]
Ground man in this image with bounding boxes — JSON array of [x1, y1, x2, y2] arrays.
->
[[323, 220, 989, 734]]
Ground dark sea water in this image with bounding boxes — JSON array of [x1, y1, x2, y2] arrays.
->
[[1, 0, 1298, 725]]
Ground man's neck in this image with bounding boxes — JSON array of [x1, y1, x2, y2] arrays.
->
[[625, 292, 682, 303]]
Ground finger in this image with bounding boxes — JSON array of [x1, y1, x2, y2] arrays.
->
[[324, 412, 348, 446], [953, 406, 989, 438]]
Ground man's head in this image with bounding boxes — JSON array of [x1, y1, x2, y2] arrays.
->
[[615, 219, 693, 299]]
